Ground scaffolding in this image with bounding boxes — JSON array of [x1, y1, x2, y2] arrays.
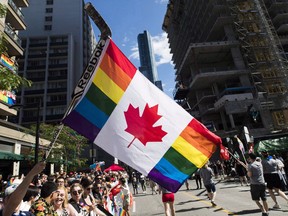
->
[[228, 0, 288, 129]]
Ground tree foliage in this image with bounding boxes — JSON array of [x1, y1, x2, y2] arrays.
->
[[0, 3, 32, 91], [27, 123, 89, 171], [0, 65, 32, 91]]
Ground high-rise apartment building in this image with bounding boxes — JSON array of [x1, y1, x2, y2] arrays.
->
[[0, 0, 40, 177], [16, 0, 96, 125], [138, 30, 163, 90], [163, 0, 288, 141]]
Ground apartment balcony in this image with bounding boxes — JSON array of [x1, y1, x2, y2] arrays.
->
[[200, 104, 215, 115], [189, 69, 248, 90], [6, 0, 26, 30], [3, 24, 23, 56], [13, 0, 29, 7], [0, 101, 17, 116], [214, 92, 254, 111]]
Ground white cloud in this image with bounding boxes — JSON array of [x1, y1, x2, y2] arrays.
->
[[155, 0, 169, 4], [129, 32, 173, 67], [121, 35, 130, 47], [151, 32, 173, 66], [128, 45, 139, 60]]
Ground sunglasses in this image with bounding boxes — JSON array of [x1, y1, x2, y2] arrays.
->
[[72, 190, 83, 195], [86, 187, 93, 191]]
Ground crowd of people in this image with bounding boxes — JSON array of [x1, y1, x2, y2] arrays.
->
[[199, 150, 288, 216], [1, 149, 288, 216], [0, 162, 140, 216]]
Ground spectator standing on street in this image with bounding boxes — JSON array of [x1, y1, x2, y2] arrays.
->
[[235, 161, 249, 186], [119, 177, 131, 216], [149, 180, 158, 195], [51, 186, 74, 216], [159, 186, 175, 216], [247, 153, 269, 216], [273, 155, 288, 191], [131, 173, 138, 195], [261, 150, 288, 209], [30, 180, 58, 216], [56, 176, 66, 188], [194, 169, 202, 189], [139, 174, 146, 193], [184, 179, 190, 190], [19, 185, 40, 211], [200, 162, 217, 206]]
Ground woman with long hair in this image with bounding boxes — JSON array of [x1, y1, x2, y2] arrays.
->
[[52, 186, 74, 216], [80, 177, 105, 216], [68, 183, 88, 216]]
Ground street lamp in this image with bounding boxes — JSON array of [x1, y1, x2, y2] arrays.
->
[[9, 100, 41, 165]]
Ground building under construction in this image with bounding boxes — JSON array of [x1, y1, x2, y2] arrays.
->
[[163, 0, 288, 143]]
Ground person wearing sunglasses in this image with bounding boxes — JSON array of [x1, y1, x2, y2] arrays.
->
[[80, 178, 106, 216], [68, 183, 88, 216]]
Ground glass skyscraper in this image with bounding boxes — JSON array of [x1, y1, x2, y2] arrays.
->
[[138, 30, 162, 90]]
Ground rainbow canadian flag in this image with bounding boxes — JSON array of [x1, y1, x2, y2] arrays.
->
[[63, 38, 223, 192]]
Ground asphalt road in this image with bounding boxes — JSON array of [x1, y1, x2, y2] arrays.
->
[[130, 178, 288, 216]]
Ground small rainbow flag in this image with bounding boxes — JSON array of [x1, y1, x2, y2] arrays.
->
[[0, 54, 15, 71], [0, 90, 16, 105], [63, 38, 222, 192], [118, 207, 126, 216]]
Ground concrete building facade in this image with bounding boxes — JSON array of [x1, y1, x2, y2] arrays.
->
[[163, 0, 288, 142], [16, 0, 96, 125]]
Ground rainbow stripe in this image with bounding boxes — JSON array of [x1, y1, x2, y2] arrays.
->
[[118, 207, 126, 216], [63, 38, 222, 193], [148, 118, 220, 192], [0, 90, 16, 105], [63, 39, 136, 141], [1, 54, 15, 71]]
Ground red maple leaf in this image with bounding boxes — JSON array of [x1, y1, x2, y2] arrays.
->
[[124, 103, 167, 148]]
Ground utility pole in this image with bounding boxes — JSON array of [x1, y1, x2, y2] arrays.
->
[[35, 99, 41, 165]]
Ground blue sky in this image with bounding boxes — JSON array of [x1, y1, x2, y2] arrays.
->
[[85, 0, 175, 98]]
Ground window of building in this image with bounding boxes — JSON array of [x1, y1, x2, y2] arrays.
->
[[273, 111, 285, 126], [46, 0, 53, 5], [46, 8, 53, 13], [44, 25, 52, 31], [50, 36, 68, 43], [45, 16, 52, 22], [30, 38, 47, 45]]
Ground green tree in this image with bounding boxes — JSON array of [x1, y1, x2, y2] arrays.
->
[[0, 3, 32, 91], [27, 123, 89, 171]]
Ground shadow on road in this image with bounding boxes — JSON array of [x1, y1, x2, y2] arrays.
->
[[177, 198, 207, 205], [175, 206, 210, 213], [228, 208, 261, 215]]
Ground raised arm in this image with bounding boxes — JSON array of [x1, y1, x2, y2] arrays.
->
[[3, 162, 46, 216]]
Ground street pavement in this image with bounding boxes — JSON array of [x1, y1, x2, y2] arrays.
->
[[130, 178, 288, 216]]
